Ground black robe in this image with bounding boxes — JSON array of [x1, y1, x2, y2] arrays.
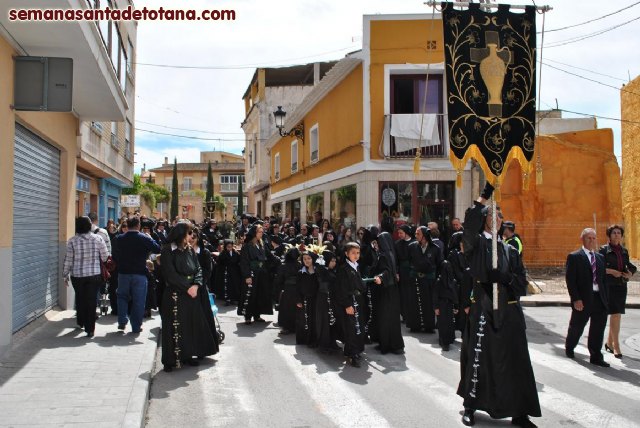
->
[[214, 249, 241, 303], [434, 259, 458, 347], [406, 241, 441, 331], [395, 238, 415, 319], [160, 246, 219, 367], [296, 268, 318, 346], [315, 265, 341, 349], [334, 262, 366, 357], [238, 242, 274, 318], [457, 202, 541, 419], [371, 250, 404, 353], [275, 261, 300, 333], [448, 249, 473, 332]]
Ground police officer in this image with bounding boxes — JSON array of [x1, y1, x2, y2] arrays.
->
[[503, 221, 523, 256]]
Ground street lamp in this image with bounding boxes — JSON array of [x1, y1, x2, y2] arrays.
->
[[273, 106, 304, 141]]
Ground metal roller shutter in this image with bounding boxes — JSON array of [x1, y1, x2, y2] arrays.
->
[[12, 123, 61, 332]]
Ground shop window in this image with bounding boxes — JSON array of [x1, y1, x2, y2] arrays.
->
[[330, 184, 356, 230], [379, 182, 414, 225], [306, 192, 324, 223]]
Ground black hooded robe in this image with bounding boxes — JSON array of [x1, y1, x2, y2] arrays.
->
[[275, 252, 300, 333], [406, 241, 441, 332], [335, 262, 366, 358], [295, 267, 318, 346], [456, 202, 541, 420], [238, 241, 274, 319]]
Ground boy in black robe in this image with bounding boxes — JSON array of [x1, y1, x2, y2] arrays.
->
[[335, 242, 366, 368]]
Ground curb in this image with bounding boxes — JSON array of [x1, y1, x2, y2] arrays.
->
[[520, 297, 640, 309], [124, 318, 161, 428]]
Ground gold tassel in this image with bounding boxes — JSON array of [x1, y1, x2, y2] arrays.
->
[[535, 142, 543, 185], [456, 170, 463, 188], [535, 166, 543, 185], [413, 153, 421, 175]]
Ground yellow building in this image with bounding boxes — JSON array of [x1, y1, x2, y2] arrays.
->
[[0, 1, 133, 351], [266, 14, 475, 231], [621, 75, 640, 259], [150, 151, 246, 222]]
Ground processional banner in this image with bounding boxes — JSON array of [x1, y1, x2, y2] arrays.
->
[[441, 2, 537, 198]]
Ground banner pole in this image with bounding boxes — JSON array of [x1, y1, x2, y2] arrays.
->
[[424, 1, 552, 12], [492, 198, 498, 310]]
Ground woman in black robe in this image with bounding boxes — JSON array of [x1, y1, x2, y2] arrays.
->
[[372, 232, 405, 354], [457, 184, 540, 427], [160, 222, 219, 372], [394, 225, 414, 320], [275, 248, 301, 334], [448, 232, 473, 333], [214, 240, 241, 305], [406, 226, 442, 333], [238, 225, 274, 324], [315, 251, 341, 352], [359, 226, 379, 343], [295, 252, 319, 347]]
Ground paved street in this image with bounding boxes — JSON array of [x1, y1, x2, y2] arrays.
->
[[146, 306, 640, 427]]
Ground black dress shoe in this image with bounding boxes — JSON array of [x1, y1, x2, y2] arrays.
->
[[590, 359, 610, 368], [254, 317, 266, 323], [604, 344, 614, 354], [462, 408, 475, 426], [186, 359, 199, 367], [442, 344, 450, 352], [615, 353, 623, 359], [163, 365, 173, 373], [565, 348, 575, 359], [392, 348, 405, 355], [512, 415, 537, 427], [86, 332, 94, 338], [347, 357, 361, 368]]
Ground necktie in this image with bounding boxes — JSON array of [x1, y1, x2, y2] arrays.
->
[[590, 252, 597, 285]]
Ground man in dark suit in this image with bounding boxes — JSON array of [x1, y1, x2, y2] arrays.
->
[[565, 228, 610, 367]]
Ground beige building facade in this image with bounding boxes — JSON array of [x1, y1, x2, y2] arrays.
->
[[150, 151, 246, 223], [0, 0, 134, 352], [621, 75, 640, 258]]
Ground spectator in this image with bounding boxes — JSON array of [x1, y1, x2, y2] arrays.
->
[[451, 217, 463, 232], [88, 211, 111, 255], [114, 216, 161, 333], [502, 221, 523, 255], [62, 216, 109, 337]]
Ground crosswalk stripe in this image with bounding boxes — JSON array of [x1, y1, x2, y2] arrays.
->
[[273, 343, 392, 428], [415, 340, 639, 426], [528, 346, 640, 397]]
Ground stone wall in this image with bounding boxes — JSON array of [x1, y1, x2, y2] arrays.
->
[[500, 129, 622, 267], [621, 76, 640, 258]]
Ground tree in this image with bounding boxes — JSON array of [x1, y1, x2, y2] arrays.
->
[[122, 173, 141, 195], [170, 158, 179, 220], [236, 174, 244, 218], [206, 161, 214, 202]]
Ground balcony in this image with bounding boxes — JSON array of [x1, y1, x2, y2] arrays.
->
[[1, 0, 127, 120], [385, 114, 446, 159], [78, 121, 134, 185]]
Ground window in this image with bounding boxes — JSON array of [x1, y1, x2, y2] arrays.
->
[[90, 121, 103, 135], [183, 178, 192, 191], [274, 153, 280, 181], [164, 178, 172, 191], [310, 124, 319, 163], [291, 140, 298, 173], [126, 38, 134, 77], [111, 122, 118, 147], [118, 41, 127, 92], [109, 21, 119, 75], [125, 119, 132, 144], [201, 178, 207, 190], [253, 142, 257, 166], [391, 74, 443, 114], [96, 0, 110, 51], [76, 175, 90, 193], [220, 175, 244, 192], [224, 196, 248, 215], [330, 184, 357, 230]]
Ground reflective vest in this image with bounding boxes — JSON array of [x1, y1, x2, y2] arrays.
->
[[505, 235, 523, 255]]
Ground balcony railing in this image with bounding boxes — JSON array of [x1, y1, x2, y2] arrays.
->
[[387, 114, 446, 159]]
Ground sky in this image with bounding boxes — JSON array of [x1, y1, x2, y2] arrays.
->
[[133, 0, 640, 173]]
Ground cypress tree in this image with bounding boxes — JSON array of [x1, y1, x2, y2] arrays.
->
[[206, 161, 214, 203], [236, 174, 244, 218], [170, 157, 179, 220]]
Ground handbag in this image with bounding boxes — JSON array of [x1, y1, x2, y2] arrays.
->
[[100, 258, 111, 282]]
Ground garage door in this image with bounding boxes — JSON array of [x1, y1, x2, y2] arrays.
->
[[12, 123, 61, 332]]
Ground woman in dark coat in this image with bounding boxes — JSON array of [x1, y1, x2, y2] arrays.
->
[[296, 252, 319, 347], [600, 224, 637, 359], [238, 225, 274, 324], [448, 231, 473, 333], [315, 251, 341, 352], [394, 225, 414, 320], [160, 222, 219, 372], [214, 240, 242, 304], [275, 248, 301, 334], [373, 232, 405, 354]]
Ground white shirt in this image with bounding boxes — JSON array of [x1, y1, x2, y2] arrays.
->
[[346, 260, 359, 272], [582, 246, 599, 292]]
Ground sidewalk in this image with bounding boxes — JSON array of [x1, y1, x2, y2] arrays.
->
[[0, 309, 160, 428], [521, 293, 640, 308]]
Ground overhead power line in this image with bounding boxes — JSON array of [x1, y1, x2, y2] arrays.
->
[[544, 14, 640, 48], [137, 120, 245, 135], [540, 1, 640, 33], [541, 62, 640, 97], [136, 127, 264, 142], [544, 58, 628, 83]]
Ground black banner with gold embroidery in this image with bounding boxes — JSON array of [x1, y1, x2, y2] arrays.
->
[[441, 2, 537, 195]]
